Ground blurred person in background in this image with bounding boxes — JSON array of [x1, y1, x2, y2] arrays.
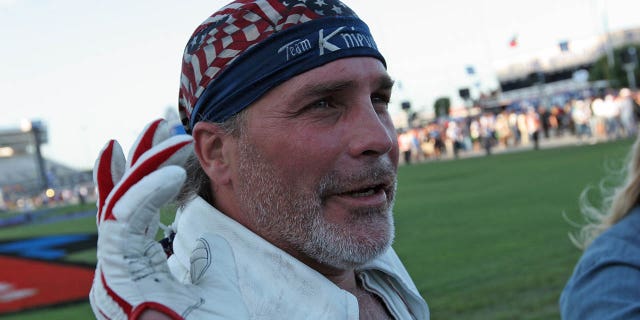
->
[[526, 107, 540, 150], [618, 88, 637, 138], [398, 128, 413, 165], [571, 99, 593, 142], [479, 111, 495, 155], [539, 105, 552, 139]]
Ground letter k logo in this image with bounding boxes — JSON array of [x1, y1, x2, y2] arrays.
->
[[318, 27, 344, 55]]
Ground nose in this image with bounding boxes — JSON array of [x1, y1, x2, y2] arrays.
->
[[347, 103, 395, 158]]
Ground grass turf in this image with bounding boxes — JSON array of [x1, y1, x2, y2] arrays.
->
[[0, 138, 633, 319], [393, 138, 633, 319]]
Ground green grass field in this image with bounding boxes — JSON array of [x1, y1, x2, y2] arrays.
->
[[1, 138, 634, 320]]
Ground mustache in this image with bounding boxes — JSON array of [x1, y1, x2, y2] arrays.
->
[[317, 159, 397, 197]]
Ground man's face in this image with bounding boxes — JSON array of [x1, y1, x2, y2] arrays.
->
[[235, 57, 399, 270]]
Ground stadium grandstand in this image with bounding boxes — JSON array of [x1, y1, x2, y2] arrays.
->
[[482, 27, 640, 110], [406, 27, 640, 125], [0, 121, 93, 212]]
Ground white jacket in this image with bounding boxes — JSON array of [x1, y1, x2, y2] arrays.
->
[[167, 196, 429, 319]]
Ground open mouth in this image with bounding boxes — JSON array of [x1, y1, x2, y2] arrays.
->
[[342, 184, 385, 198], [320, 176, 396, 211]]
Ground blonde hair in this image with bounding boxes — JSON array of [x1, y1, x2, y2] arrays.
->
[[571, 136, 640, 249]]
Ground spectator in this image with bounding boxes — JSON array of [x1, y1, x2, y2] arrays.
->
[[561, 135, 640, 319]]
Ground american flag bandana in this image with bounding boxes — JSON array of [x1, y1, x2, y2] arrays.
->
[[178, 0, 385, 134]]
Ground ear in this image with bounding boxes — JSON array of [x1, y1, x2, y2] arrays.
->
[[192, 122, 235, 186]]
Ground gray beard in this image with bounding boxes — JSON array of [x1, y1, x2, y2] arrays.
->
[[236, 137, 395, 270]]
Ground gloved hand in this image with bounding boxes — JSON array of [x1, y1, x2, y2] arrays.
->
[[89, 119, 248, 320]]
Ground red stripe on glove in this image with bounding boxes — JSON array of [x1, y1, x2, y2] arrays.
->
[[131, 302, 186, 320], [96, 140, 116, 224], [98, 308, 112, 320], [102, 140, 191, 222], [100, 268, 132, 315], [130, 119, 163, 167]]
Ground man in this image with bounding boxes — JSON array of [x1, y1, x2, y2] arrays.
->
[[90, 0, 429, 319]]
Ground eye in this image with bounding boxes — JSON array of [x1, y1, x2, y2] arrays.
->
[[287, 96, 343, 120], [371, 94, 390, 111], [305, 98, 334, 110]]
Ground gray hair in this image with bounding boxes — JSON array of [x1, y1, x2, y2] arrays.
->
[[175, 110, 247, 209]]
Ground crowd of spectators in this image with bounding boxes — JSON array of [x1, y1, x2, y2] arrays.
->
[[397, 88, 640, 164], [0, 171, 95, 213], [4, 89, 639, 212]]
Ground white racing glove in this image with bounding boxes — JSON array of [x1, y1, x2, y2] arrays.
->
[[89, 119, 248, 320]]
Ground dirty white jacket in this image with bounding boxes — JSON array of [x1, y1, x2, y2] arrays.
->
[[167, 196, 429, 319]]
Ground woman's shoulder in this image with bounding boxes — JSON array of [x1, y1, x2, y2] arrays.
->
[[579, 207, 640, 270], [560, 208, 640, 319]]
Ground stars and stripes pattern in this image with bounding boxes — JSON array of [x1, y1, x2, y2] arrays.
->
[[179, 0, 357, 133], [281, 0, 354, 16]]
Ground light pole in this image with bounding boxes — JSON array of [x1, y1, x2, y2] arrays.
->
[[28, 120, 49, 192], [623, 47, 638, 90], [401, 101, 412, 128]]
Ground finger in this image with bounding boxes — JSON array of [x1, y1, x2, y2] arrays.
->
[[128, 119, 172, 168], [112, 165, 186, 235], [94, 140, 125, 224], [102, 137, 191, 223], [133, 135, 194, 173]]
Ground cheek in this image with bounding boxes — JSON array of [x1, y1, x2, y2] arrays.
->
[[287, 135, 340, 172], [260, 131, 341, 182]]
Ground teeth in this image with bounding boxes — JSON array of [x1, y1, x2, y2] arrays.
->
[[350, 188, 376, 197]]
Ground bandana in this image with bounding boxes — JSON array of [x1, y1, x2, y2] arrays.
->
[[178, 0, 385, 134]]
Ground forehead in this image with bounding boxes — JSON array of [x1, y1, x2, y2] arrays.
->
[[291, 57, 388, 89], [259, 57, 390, 101]]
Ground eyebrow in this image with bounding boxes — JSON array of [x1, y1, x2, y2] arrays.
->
[[299, 80, 355, 99], [377, 74, 395, 91], [297, 74, 396, 99]]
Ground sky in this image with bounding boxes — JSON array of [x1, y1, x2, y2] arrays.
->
[[2, 0, 640, 170]]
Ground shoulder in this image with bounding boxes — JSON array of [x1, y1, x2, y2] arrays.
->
[[560, 208, 640, 319], [584, 208, 640, 264]]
